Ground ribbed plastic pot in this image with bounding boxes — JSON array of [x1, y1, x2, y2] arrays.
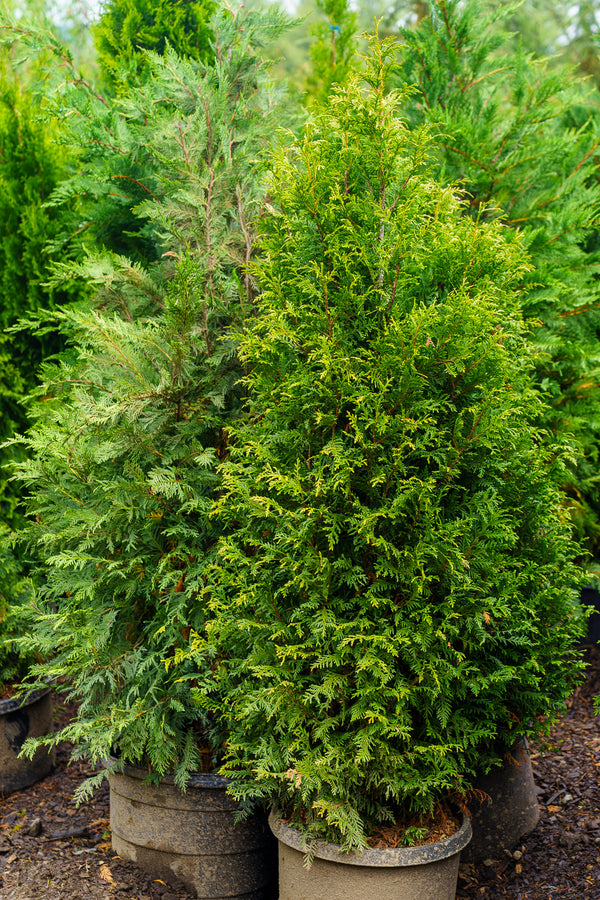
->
[[0, 687, 54, 794], [462, 742, 539, 863], [269, 808, 472, 900], [109, 765, 276, 899]]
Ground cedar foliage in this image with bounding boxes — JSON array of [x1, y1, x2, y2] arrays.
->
[[209, 38, 585, 850], [394, 0, 600, 555], [93, 0, 216, 92], [12, 5, 291, 792]]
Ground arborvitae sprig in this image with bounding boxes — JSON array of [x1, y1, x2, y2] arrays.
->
[[395, 0, 600, 556], [208, 36, 585, 851]]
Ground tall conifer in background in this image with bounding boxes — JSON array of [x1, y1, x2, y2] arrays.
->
[[4, 0, 220, 278], [394, 0, 600, 557], [304, 0, 357, 105], [0, 55, 85, 529]]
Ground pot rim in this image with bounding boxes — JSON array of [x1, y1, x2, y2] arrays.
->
[[0, 686, 52, 716], [106, 757, 230, 790], [269, 807, 472, 868]]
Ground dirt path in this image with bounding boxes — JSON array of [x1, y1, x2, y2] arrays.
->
[[1, 650, 599, 899]]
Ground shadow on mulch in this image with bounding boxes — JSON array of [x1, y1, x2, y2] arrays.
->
[[1, 650, 599, 899]]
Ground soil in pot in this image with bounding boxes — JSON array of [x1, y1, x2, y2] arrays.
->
[[0, 688, 54, 794], [109, 765, 277, 899], [269, 808, 472, 900]]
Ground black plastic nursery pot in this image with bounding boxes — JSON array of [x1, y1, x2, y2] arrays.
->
[[462, 741, 539, 863], [268, 808, 472, 900], [0, 687, 54, 794], [580, 585, 600, 645], [109, 765, 277, 899]]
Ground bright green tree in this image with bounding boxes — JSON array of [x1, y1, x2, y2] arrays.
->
[[208, 38, 584, 850]]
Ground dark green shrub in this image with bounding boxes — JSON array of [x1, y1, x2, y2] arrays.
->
[[208, 38, 585, 851], [0, 64, 84, 530], [0, 526, 35, 688]]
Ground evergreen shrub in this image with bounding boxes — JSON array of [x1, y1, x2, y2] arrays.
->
[[12, 6, 290, 796], [0, 526, 35, 688], [394, 0, 600, 557], [93, 0, 216, 92], [0, 64, 82, 530], [208, 38, 586, 851]]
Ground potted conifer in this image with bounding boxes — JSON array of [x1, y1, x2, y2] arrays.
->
[[207, 37, 586, 900], [10, 6, 291, 897]]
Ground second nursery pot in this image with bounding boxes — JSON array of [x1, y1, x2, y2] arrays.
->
[[269, 809, 472, 900], [109, 764, 276, 899], [0, 688, 54, 793], [462, 742, 539, 863]]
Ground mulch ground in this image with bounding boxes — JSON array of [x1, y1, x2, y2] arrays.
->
[[0, 651, 600, 899], [0, 702, 196, 900], [457, 645, 600, 900]]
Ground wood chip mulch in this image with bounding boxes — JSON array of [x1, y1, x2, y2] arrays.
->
[[457, 645, 600, 900], [0, 701, 195, 900]]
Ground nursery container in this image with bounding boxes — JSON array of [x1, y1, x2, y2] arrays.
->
[[0, 687, 54, 793], [462, 742, 539, 862], [580, 586, 600, 644], [269, 809, 472, 900], [109, 765, 276, 899]]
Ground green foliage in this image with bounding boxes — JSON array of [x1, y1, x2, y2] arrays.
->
[[304, 0, 357, 106], [393, 0, 600, 557], [208, 39, 586, 850], [0, 61, 85, 529], [0, 526, 35, 687], [4, 3, 296, 280], [93, 0, 216, 91], [11, 6, 291, 791]]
